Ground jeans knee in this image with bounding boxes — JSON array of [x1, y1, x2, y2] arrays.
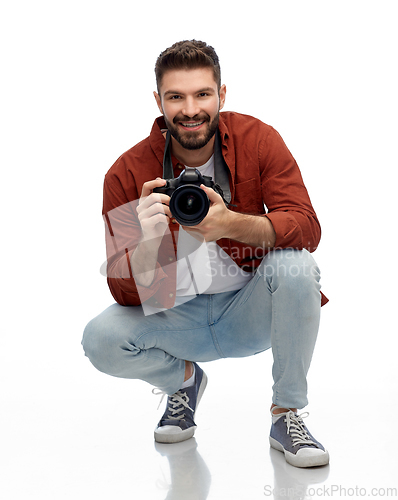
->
[[81, 317, 115, 373], [82, 311, 144, 377], [261, 249, 321, 296], [82, 318, 100, 363]]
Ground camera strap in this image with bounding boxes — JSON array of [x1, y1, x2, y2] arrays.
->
[[162, 130, 174, 180], [162, 129, 232, 204], [214, 129, 231, 203]]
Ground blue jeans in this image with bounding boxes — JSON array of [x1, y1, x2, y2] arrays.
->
[[82, 249, 322, 409]]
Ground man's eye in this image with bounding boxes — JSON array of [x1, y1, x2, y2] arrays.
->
[[170, 95, 181, 100], [198, 93, 208, 97]]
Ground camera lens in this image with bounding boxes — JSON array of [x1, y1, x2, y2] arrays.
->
[[184, 195, 196, 211], [169, 185, 209, 226]]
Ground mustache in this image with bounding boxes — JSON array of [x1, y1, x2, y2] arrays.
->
[[173, 113, 210, 124]]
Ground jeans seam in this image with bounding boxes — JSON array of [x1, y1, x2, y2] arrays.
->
[[208, 295, 226, 358], [271, 291, 283, 405], [135, 325, 207, 347]]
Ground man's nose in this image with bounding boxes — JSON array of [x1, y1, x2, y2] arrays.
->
[[182, 97, 200, 118]]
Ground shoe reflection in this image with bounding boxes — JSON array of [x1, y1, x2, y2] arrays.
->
[[154, 438, 211, 500], [269, 447, 330, 500]]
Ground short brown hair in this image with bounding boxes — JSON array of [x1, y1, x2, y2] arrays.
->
[[155, 40, 221, 93]]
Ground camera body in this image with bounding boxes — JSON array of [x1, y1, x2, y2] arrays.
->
[[153, 167, 223, 226]]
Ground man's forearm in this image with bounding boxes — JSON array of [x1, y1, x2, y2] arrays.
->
[[225, 211, 276, 248], [190, 185, 276, 248], [130, 238, 161, 287]]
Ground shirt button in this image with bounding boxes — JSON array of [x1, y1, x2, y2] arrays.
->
[[176, 163, 184, 169], [168, 257, 173, 262], [169, 293, 174, 298], [171, 218, 177, 224]]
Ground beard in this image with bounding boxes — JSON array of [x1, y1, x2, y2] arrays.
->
[[164, 111, 220, 150]]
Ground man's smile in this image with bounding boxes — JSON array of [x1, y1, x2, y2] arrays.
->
[[178, 120, 206, 131]]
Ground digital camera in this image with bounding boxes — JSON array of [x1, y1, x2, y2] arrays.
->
[[153, 167, 224, 226]]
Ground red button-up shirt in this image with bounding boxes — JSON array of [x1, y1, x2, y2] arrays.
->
[[103, 112, 328, 308]]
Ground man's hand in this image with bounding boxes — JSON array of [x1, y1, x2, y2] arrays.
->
[[136, 178, 171, 241], [183, 184, 276, 249], [131, 178, 171, 287], [181, 185, 231, 241]]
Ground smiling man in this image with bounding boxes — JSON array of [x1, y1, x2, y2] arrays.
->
[[82, 40, 330, 468], [158, 69, 222, 154]]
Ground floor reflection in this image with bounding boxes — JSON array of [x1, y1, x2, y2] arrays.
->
[[154, 438, 211, 499], [269, 447, 330, 500]]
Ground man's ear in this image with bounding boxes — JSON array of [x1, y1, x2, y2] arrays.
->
[[219, 84, 227, 110], [153, 91, 163, 114]]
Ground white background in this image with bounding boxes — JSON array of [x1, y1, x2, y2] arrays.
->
[[1, 1, 397, 499]]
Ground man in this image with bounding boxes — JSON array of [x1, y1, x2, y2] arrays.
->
[[82, 40, 330, 468]]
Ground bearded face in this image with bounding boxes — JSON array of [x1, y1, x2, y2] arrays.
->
[[155, 67, 226, 154]]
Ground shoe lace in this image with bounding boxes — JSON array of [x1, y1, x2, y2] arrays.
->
[[284, 411, 318, 448], [152, 388, 194, 420]]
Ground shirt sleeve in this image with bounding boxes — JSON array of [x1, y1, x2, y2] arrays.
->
[[259, 127, 321, 252]]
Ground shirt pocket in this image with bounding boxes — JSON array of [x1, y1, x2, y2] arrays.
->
[[232, 178, 264, 215]]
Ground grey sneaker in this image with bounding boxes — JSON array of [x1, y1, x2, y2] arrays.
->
[[269, 408, 330, 468], [154, 363, 207, 444]]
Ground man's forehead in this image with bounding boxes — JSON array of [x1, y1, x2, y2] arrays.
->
[[159, 67, 218, 94]]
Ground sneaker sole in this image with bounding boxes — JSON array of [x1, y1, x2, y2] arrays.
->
[[269, 436, 330, 468], [154, 371, 208, 444]]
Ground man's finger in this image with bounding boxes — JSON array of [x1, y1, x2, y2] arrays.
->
[[140, 178, 167, 198], [200, 184, 223, 204]]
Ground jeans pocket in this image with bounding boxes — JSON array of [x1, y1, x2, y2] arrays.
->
[[217, 272, 261, 321]]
